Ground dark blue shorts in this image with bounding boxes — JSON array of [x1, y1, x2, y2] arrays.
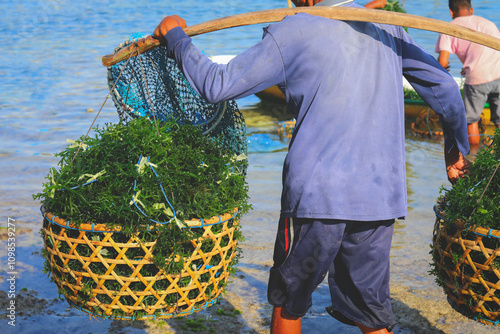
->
[[267, 217, 396, 330]]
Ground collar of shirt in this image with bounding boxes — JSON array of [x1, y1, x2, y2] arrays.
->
[[314, 0, 354, 6]]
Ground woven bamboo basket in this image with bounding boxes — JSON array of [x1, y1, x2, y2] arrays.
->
[[432, 201, 500, 326], [41, 208, 239, 321]]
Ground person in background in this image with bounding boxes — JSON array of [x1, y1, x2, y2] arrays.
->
[[153, 0, 470, 332], [364, 0, 386, 9], [436, 0, 500, 148]]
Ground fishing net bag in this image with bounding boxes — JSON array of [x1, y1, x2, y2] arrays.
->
[[41, 208, 240, 320], [432, 199, 500, 326], [106, 33, 247, 157]]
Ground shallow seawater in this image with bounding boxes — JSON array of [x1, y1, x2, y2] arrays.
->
[[1, 1, 500, 333]]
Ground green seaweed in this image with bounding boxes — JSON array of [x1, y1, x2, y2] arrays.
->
[[429, 129, 500, 320]]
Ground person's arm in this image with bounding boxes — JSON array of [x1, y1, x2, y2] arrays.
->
[[402, 33, 470, 182], [153, 16, 285, 103], [364, 0, 387, 9], [437, 50, 451, 71]]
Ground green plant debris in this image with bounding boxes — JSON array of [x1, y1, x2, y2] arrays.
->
[[215, 307, 242, 317], [180, 318, 209, 332]]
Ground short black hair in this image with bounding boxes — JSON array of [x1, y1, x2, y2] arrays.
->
[[449, 0, 471, 13]]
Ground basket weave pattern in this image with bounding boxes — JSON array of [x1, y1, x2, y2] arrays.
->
[[433, 204, 500, 326], [42, 210, 239, 320]]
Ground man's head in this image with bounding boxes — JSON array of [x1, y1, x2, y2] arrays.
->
[[292, 0, 324, 7], [449, 0, 473, 19]]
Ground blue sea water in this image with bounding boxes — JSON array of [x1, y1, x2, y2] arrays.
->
[[1, 1, 500, 333]]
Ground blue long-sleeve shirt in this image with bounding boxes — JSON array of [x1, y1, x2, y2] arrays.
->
[[164, 4, 469, 221]]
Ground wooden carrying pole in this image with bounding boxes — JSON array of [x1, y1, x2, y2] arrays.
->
[[102, 7, 500, 67]]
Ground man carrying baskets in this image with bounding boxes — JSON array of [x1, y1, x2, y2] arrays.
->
[[153, 0, 471, 332]]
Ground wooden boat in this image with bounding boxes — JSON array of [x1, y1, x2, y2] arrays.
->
[[257, 79, 492, 124], [277, 105, 496, 140], [258, 89, 493, 119], [404, 98, 491, 122]]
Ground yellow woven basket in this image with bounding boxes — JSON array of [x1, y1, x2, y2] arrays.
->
[[432, 201, 500, 326], [41, 208, 239, 320]]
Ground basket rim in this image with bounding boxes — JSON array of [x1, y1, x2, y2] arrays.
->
[[41, 206, 238, 233], [434, 201, 500, 239]]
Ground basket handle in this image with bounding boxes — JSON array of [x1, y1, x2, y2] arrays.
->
[[102, 7, 500, 67]]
